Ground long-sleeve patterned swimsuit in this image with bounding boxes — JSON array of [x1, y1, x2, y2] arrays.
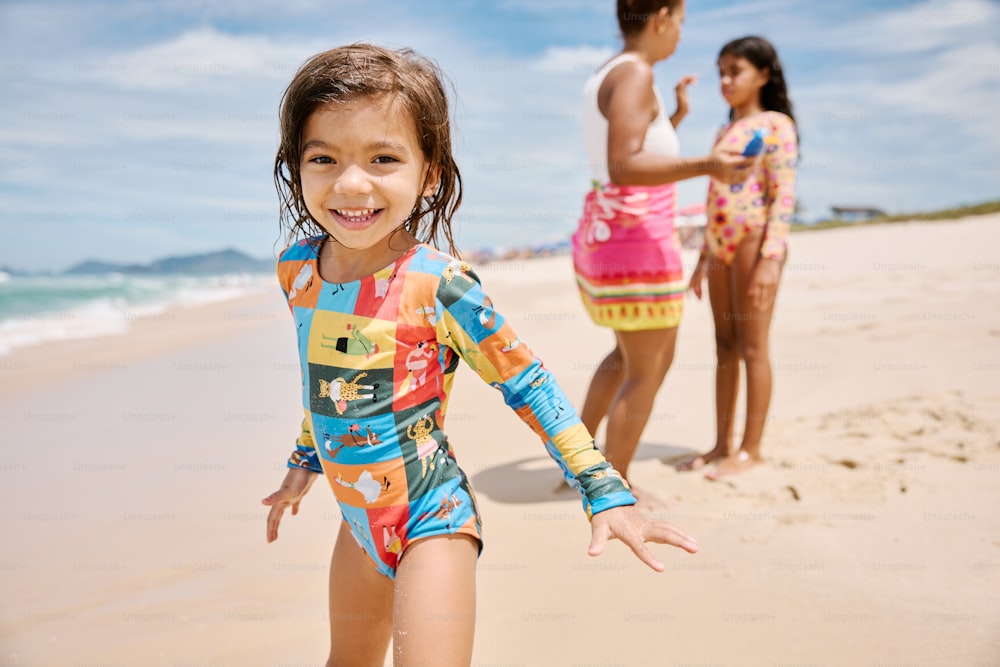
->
[[277, 239, 636, 578], [704, 111, 798, 265]]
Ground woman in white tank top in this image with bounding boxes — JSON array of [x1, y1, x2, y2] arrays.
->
[[572, 0, 756, 504]]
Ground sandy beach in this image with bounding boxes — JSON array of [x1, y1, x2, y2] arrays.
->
[[2, 215, 999, 667]]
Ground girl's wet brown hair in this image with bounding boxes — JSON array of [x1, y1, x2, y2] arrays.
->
[[274, 43, 463, 255]]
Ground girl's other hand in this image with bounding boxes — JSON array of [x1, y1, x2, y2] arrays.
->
[[688, 256, 707, 300], [747, 257, 781, 311], [587, 505, 698, 572], [262, 467, 319, 543], [710, 148, 757, 185]]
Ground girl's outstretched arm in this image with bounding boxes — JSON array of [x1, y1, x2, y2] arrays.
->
[[758, 113, 798, 262], [432, 255, 699, 565], [748, 113, 798, 310], [588, 505, 699, 571], [434, 261, 636, 516]]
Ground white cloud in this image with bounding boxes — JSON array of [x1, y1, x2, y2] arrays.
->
[[532, 45, 615, 73], [72, 27, 313, 92]]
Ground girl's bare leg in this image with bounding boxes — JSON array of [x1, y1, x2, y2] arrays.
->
[[326, 522, 394, 667], [678, 255, 737, 470], [706, 230, 781, 479], [602, 327, 678, 482], [393, 534, 479, 667]]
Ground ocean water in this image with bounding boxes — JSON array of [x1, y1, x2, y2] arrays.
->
[[0, 271, 276, 356]]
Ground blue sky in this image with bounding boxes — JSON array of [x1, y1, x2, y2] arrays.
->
[[1, 0, 997, 272]]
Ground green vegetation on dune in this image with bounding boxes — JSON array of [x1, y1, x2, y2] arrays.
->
[[791, 199, 1000, 233]]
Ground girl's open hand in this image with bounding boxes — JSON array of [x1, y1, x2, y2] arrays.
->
[[262, 467, 319, 543], [748, 257, 781, 311], [588, 505, 698, 571], [688, 255, 707, 300]]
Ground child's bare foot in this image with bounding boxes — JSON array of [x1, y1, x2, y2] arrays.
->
[[676, 446, 727, 472], [704, 450, 762, 481]]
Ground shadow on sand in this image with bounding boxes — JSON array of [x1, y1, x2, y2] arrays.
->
[[470, 442, 697, 505]]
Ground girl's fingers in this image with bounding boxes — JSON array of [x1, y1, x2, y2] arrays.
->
[[261, 489, 286, 506], [587, 523, 610, 557], [645, 522, 700, 553], [620, 530, 665, 572], [266, 504, 285, 543]]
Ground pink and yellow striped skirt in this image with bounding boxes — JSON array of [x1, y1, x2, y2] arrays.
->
[[572, 182, 684, 331]]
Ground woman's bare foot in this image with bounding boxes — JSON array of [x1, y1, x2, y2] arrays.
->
[[676, 446, 727, 472], [704, 450, 762, 481]]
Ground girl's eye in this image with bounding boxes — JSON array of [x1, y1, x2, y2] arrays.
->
[[308, 156, 334, 165], [373, 155, 399, 164]]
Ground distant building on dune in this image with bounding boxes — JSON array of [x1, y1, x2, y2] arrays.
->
[[831, 205, 887, 222]]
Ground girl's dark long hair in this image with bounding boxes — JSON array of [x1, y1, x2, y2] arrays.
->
[[720, 36, 796, 128]]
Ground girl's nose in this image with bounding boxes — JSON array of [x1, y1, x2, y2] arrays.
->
[[333, 164, 373, 195]]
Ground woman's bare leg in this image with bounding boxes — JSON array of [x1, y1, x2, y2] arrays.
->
[[578, 340, 625, 440], [392, 534, 479, 667], [326, 522, 394, 667], [602, 327, 678, 481]]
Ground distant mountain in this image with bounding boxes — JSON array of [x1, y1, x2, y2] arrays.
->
[[64, 248, 273, 275], [65, 260, 150, 275]]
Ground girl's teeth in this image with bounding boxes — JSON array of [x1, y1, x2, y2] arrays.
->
[[338, 208, 375, 218]]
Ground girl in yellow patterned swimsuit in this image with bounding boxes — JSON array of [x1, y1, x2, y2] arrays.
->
[[686, 36, 798, 480], [259, 44, 698, 667]]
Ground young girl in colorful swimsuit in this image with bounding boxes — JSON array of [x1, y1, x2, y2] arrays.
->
[[686, 36, 799, 479], [259, 44, 698, 667]]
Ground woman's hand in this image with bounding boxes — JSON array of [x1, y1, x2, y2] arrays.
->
[[747, 257, 782, 311], [262, 467, 319, 543], [709, 147, 758, 185], [588, 505, 698, 572], [670, 75, 697, 128]]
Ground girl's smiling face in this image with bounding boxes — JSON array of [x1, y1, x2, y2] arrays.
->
[[718, 53, 768, 111], [300, 95, 438, 252]]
